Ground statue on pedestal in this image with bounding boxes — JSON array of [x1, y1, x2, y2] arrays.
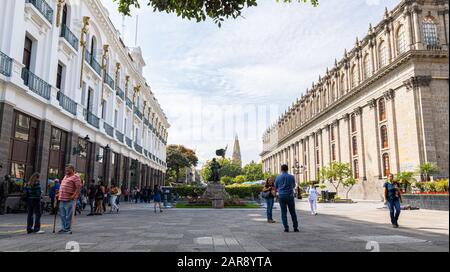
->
[[210, 158, 221, 183]]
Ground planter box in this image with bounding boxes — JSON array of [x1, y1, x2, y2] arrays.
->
[[402, 194, 449, 211]]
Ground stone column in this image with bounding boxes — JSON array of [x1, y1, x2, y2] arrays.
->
[[355, 107, 367, 180], [369, 99, 382, 179], [412, 5, 423, 50], [438, 7, 449, 50], [384, 89, 400, 174], [0, 103, 14, 178]]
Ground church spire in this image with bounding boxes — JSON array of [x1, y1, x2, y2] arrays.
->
[[232, 134, 242, 167]]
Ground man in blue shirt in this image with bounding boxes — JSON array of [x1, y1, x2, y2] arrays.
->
[[275, 164, 299, 232]]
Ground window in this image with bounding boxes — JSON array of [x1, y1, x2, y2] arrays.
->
[[15, 113, 30, 141], [423, 17, 439, 47], [331, 144, 336, 161], [50, 128, 62, 150], [340, 75, 346, 95], [363, 54, 371, 80], [352, 136, 358, 156], [23, 36, 33, 70], [351, 114, 357, 133], [382, 153, 390, 177], [352, 65, 359, 88], [101, 100, 107, 119], [397, 25, 408, 54], [378, 98, 386, 121], [316, 149, 320, 164], [90, 36, 97, 59], [315, 134, 319, 147], [353, 159, 359, 179], [56, 63, 64, 90], [380, 125, 388, 149], [61, 4, 68, 26], [330, 125, 335, 141], [379, 41, 388, 68]]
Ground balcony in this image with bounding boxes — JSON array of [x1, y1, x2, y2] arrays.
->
[[134, 108, 143, 120], [21, 68, 51, 100], [126, 97, 133, 109], [84, 48, 102, 76], [104, 72, 115, 90], [144, 149, 148, 156], [84, 109, 100, 129], [125, 137, 132, 148], [0, 51, 12, 77], [115, 86, 124, 100], [26, 0, 53, 24], [104, 122, 114, 137], [134, 142, 143, 153], [144, 118, 150, 127], [60, 24, 79, 51], [115, 130, 124, 143], [57, 91, 77, 115]]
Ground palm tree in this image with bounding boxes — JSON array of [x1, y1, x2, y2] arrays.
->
[[395, 171, 416, 192], [418, 163, 439, 182]]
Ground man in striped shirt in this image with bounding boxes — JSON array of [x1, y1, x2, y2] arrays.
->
[[57, 164, 82, 234]]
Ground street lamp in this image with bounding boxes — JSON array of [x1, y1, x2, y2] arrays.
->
[[292, 160, 304, 175]]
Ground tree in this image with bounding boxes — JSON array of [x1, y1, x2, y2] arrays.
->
[[166, 144, 199, 183], [200, 158, 242, 182], [395, 171, 416, 192], [242, 162, 265, 181], [342, 177, 357, 200], [418, 162, 439, 182], [112, 0, 319, 26], [318, 162, 353, 196]]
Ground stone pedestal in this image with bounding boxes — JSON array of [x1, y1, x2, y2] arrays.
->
[[202, 183, 229, 209]]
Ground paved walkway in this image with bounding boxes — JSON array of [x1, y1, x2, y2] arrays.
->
[[0, 200, 448, 252]]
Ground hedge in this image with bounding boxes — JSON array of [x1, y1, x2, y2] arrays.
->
[[172, 185, 206, 197], [225, 184, 264, 199], [414, 179, 449, 193]]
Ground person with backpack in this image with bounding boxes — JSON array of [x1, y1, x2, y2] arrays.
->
[[23, 172, 44, 234], [262, 177, 276, 223]]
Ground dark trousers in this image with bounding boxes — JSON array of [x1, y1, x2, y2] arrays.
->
[[387, 199, 401, 225], [88, 198, 95, 214], [266, 197, 274, 221], [278, 195, 298, 230], [26, 199, 41, 233]]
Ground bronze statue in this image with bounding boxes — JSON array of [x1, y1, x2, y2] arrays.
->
[[210, 158, 221, 183]]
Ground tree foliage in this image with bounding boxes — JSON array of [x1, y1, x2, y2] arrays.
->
[[319, 162, 353, 196], [166, 144, 199, 182], [242, 162, 265, 181], [200, 158, 242, 182], [112, 0, 319, 26], [418, 162, 439, 182]]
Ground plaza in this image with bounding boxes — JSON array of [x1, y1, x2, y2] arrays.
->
[[0, 200, 448, 252]]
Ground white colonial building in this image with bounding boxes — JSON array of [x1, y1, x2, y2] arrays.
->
[[0, 0, 169, 202], [261, 0, 449, 200]]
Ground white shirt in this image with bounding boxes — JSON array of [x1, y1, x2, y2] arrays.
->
[[308, 187, 319, 200]]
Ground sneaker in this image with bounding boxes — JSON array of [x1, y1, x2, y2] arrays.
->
[[294, 228, 300, 232], [34, 230, 45, 234], [27, 230, 34, 234], [284, 229, 289, 233], [392, 224, 399, 228], [87, 213, 94, 216], [58, 229, 67, 234], [315, 213, 318, 216]]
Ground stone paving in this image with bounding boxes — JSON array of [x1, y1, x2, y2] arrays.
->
[[0, 200, 448, 252]]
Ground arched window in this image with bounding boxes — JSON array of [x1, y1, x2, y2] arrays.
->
[[379, 41, 388, 68], [340, 74, 346, 96], [397, 25, 408, 54], [351, 114, 357, 133], [330, 124, 335, 141], [352, 136, 358, 156], [378, 98, 386, 121], [331, 144, 336, 161], [353, 159, 359, 179], [380, 125, 388, 149], [351, 65, 359, 88], [316, 149, 320, 164], [90, 36, 97, 59], [382, 153, 390, 177], [363, 54, 371, 80], [423, 16, 439, 47]]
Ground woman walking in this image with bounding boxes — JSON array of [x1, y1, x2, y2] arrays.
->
[[23, 172, 44, 234], [110, 184, 120, 213], [153, 185, 163, 213], [384, 173, 402, 228], [308, 185, 320, 215], [262, 177, 276, 223], [95, 182, 105, 215]]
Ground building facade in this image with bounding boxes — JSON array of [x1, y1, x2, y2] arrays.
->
[[260, 0, 449, 200], [0, 0, 169, 207]]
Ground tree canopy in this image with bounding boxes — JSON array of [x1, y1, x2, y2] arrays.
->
[[112, 0, 319, 26], [166, 144, 198, 183], [200, 158, 242, 182]]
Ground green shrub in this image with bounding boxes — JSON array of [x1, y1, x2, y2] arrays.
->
[[225, 184, 264, 199], [233, 175, 247, 184], [414, 179, 449, 193], [220, 176, 234, 185], [172, 185, 206, 197], [435, 179, 449, 192]]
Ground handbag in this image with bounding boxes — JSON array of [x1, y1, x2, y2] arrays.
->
[[261, 191, 271, 199]]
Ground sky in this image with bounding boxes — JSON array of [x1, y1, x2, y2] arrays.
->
[[103, 0, 398, 167]]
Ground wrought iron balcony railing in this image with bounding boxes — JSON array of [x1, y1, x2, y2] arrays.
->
[[104, 122, 114, 137], [134, 142, 143, 153], [134, 108, 143, 119], [57, 91, 77, 115], [60, 24, 79, 51], [115, 130, 124, 143], [84, 109, 100, 129], [26, 0, 53, 24], [84, 48, 102, 76], [104, 72, 115, 90], [21, 68, 51, 100], [115, 86, 124, 100], [125, 137, 132, 148], [126, 97, 133, 109], [0, 51, 12, 77]]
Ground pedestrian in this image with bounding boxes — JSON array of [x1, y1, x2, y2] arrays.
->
[[308, 185, 320, 215], [49, 179, 60, 215], [274, 164, 299, 233], [0, 175, 11, 215], [95, 182, 105, 215], [153, 185, 163, 213], [23, 172, 44, 234], [262, 177, 276, 223], [57, 165, 82, 234], [103, 185, 109, 212], [110, 184, 120, 213], [87, 179, 96, 216], [384, 173, 403, 228]]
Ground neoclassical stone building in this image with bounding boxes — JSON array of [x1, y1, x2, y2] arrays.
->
[[0, 0, 169, 208], [260, 0, 449, 200]]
